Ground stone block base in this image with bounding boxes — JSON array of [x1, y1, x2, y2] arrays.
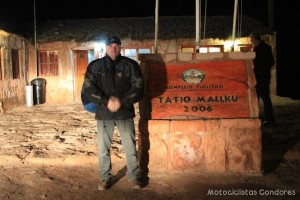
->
[[138, 119, 262, 175]]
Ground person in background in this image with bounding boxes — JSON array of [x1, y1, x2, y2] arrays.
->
[[82, 36, 144, 190], [250, 31, 275, 125]]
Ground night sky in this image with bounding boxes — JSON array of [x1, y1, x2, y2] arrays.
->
[[1, 0, 270, 35], [0, 0, 299, 98]]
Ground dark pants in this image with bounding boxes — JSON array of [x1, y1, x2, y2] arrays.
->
[[96, 119, 139, 181], [256, 79, 275, 122]]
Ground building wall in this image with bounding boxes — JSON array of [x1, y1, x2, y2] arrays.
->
[[0, 30, 28, 111], [27, 35, 276, 105], [28, 40, 107, 103]]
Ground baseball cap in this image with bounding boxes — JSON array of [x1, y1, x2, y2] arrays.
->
[[105, 36, 121, 46]]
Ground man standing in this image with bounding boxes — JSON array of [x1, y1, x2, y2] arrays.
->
[[82, 36, 144, 190], [250, 32, 275, 125]]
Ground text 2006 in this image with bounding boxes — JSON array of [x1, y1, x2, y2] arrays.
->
[[184, 105, 212, 112]]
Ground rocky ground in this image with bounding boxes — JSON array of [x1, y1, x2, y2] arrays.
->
[[0, 95, 299, 200]]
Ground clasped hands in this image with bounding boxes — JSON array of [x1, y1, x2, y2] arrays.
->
[[107, 96, 121, 112]]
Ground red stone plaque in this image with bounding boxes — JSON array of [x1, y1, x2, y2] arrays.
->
[[147, 60, 251, 119]]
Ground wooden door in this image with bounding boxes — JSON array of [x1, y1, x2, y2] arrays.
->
[[74, 50, 88, 101]]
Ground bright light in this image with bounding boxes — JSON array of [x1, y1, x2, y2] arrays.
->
[[208, 47, 220, 53], [94, 42, 106, 52], [199, 47, 221, 53], [199, 48, 208, 53], [224, 40, 240, 52], [94, 42, 106, 58]]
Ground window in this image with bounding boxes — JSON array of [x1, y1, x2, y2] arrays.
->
[[11, 49, 20, 79], [38, 50, 59, 76], [181, 45, 223, 53], [122, 47, 151, 61], [199, 46, 222, 53]]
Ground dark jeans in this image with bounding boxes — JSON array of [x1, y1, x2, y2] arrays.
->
[[256, 79, 275, 122]]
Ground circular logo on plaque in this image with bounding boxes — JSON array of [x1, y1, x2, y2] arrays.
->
[[182, 69, 205, 84]]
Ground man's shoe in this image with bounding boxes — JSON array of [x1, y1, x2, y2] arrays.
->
[[98, 179, 111, 190], [129, 179, 141, 189]]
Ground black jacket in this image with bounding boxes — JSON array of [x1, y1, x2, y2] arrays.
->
[[82, 55, 144, 120], [253, 41, 275, 80]]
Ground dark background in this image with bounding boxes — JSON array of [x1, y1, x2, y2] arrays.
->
[[0, 0, 271, 34], [0, 0, 299, 99]]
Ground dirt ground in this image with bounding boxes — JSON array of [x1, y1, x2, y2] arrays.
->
[[0, 95, 299, 200]]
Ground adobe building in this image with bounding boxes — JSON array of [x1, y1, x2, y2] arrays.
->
[[0, 30, 29, 111], [25, 15, 275, 105], [1, 15, 274, 175], [1, 16, 276, 111]]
